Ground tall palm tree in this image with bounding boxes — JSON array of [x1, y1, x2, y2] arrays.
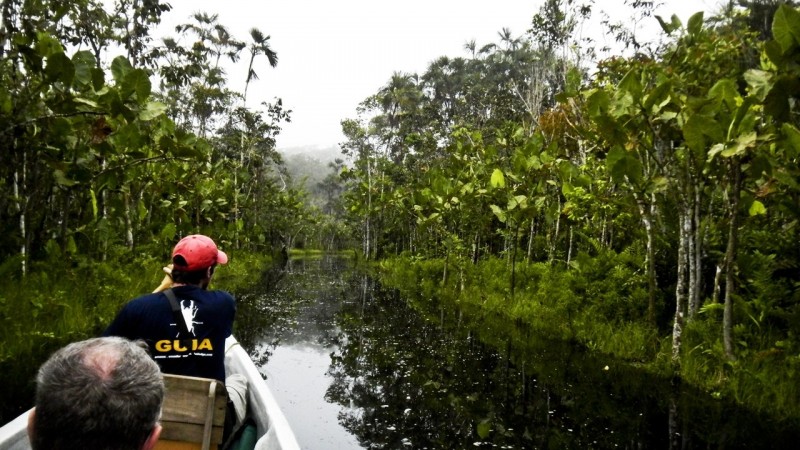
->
[[243, 28, 278, 107]]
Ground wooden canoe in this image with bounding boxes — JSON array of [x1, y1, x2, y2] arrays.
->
[[0, 336, 300, 450]]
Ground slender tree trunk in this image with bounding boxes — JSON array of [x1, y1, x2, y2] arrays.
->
[[689, 184, 703, 318], [672, 205, 690, 363], [364, 156, 372, 259], [723, 159, 741, 361], [14, 154, 26, 276], [511, 221, 519, 297], [566, 225, 573, 266], [549, 197, 561, 263], [527, 217, 535, 261], [635, 192, 657, 326], [686, 197, 698, 320], [712, 264, 723, 304], [124, 192, 134, 250], [472, 231, 479, 264]]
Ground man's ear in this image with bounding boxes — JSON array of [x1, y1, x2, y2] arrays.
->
[[141, 423, 162, 450], [26, 408, 35, 442]]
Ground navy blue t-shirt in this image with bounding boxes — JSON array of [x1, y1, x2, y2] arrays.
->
[[103, 285, 235, 381]]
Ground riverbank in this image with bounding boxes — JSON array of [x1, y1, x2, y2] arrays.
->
[[376, 254, 800, 423], [0, 250, 272, 423]]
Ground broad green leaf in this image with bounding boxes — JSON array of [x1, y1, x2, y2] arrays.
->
[[744, 70, 773, 102], [161, 223, 177, 241], [122, 69, 151, 101], [749, 200, 767, 216], [66, 236, 77, 255], [782, 123, 800, 155], [110, 56, 133, 83], [683, 114, 722, 152], [99, 90, 125, 117], [708, 79, 739, 108], [617, 69, 643, 100], [490, 168, 505, 188], [72, 50, 96, 86], [585, 89, 610, 119], [91, 67, 105, 90], [73, 97, 100, 109], [45, 52, 74, 85], [606, 147, 637, 183], [647, 176, 670, 194], [477, 421, 491, 439], [507, 195, 528, 210], [138, 199, 148, 221], [687, 12, 705, 36], [139, 101, 167, 120], [53, 169, 77, 187], [707, 143, 726, 161], [729, 98, 758, 139], [772, 4, 800, 53], [89, 189, 98, 220], [643, 80, 672, 112], [656, 14, 682, 35], [764, 40, 784, 66], [721, 131, 757, 157], [35, 32, 63, 57], [490, 204, 507, 223]]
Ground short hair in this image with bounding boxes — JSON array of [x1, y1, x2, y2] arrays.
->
[[31, 337, 164, 450], [170, 263, 215, 285]]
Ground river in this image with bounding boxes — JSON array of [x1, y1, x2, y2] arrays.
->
[[233, 255, 800, 449]]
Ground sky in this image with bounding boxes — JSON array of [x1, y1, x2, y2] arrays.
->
[[156, 1, 720, 153]]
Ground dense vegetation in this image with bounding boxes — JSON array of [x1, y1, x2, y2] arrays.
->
[[338, 1, 800, 419], [0, 0, 346, 422], [3, 0, 800, 431]]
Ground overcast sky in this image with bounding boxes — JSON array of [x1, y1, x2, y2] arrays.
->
[[156, 1, 719, 152]]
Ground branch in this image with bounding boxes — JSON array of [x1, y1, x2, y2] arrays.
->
[[93, 155, 191, 179], [2, 111, 106, 136]]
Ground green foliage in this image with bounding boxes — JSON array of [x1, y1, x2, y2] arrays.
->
[[0, 248, 270, 422], [380, 253, 655, 361], [341, 3, 800, 421], [0, 0, 322, 274]]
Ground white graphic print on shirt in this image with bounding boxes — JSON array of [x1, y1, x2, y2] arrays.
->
[[180, 300, 202, 336]]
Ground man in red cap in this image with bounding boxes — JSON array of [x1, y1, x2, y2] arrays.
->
[[103, 234, 234, 382]]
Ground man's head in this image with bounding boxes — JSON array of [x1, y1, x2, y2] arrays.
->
[[171, 234, 228, 272], [170, 235, 228, 288], [28, 337, 164, 450]]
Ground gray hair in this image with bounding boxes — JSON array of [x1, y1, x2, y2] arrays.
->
[[31, 337, 164, 450]]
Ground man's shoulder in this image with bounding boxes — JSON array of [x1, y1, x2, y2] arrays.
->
[[123, 292, 168, 310], [174, 287, 234, 303]]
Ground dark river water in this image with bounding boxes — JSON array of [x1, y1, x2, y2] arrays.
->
[[233, 255, 800, 449]]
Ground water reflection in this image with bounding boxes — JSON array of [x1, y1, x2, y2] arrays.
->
[[235, 256, 800, 449]]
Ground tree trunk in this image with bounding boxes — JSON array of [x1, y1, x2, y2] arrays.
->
[[635, 192, 657, 327], [14, 161, 27, 276], [364, 156, 372, 259], [712, 264, 723, 304], [723, 159, 741, 361], [672, 206, 690, 363], [527, 216, 535, 261], [549, 197, 561, 263], [511, 221, 519, 297], [688, 184, 703, 318], [124, 192, 134, 250], [566, 225, 573, 266]]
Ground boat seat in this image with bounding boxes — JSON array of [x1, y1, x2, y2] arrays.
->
[[154, 374, 227, 450]]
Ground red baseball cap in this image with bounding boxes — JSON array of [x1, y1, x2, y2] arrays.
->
[[172, 235, 228, 271]]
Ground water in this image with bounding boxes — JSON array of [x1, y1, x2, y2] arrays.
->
[[234, 256, 800, 449]]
